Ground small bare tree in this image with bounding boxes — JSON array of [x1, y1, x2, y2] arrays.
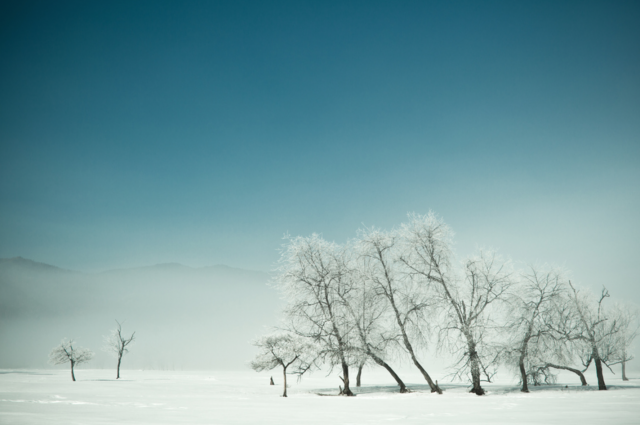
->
[[400, 213, 514, 395], [251, 333, 316, 397], [48, 339, 94, 381], [103, 320, 136, 379], [355, 358, 369, 387]]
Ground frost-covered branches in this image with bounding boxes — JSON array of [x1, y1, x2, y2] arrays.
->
[[548, 283, 625, 390], [276, 234, 358, 395], [604, 304, 639, 381], [103, 320, 136, 379], [399, 213, 514, 395], [49, 339, 94, 381], [502, 266, 564, 391], [267, 211, 635, 397], [356, 227, 437, 393]]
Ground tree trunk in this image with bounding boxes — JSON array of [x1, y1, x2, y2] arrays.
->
[[594, 356, 607, 390], [339, 362, 354, 396], [469, 345, 485, 395], [356, 363, 363, 387], [70, 360, 76, 382], [282, 366, 288, 397], [622, 361, 628, 381], [116, 354, 122, 379], [545, 363, 587, 386], [519, 332, 531, 393], [519, 360, 528, 393], [410, 354, 441, 393], [368, 353, 409, 393]]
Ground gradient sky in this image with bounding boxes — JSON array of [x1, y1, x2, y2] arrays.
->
[[1, 1, 639, 300]]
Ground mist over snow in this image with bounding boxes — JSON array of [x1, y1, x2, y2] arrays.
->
[[0, 257, 281, 370]]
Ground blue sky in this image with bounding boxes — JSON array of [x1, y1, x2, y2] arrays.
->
[[1, 1, 639, 299]]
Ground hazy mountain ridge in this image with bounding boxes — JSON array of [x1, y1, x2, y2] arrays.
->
[[0, 257, 78, 275], [1, 257, 269, 280]]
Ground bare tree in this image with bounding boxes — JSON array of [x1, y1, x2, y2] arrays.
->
[[560, 282, 623, 390], [400, 213, 514, 395], [503, 266, 563, 392], [356, 228, 435, 393], [251, 333, 316, 397], [276, 234, 358, 396], [48, 339, 94, 381], [524, 291, 591, 387], [355, 359, 367, 387], [602, 303, 639, 381], [340, 242, 410, 393], [103, 320, 136, 379]]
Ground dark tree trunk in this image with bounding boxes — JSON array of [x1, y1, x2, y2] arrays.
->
[[519, 360, 529, 393], [356, 364, 363, 387], [70, 360, 76, 382], [282, 366, 288, 397], [594, 356, 607, 390], [368, 353, 409, 393], [339, 362, 354, 396], [519, 332, 532, 393], [545, 363, 587, 386], [622, 361, 628, 381], [116, 354, 122, 379], [469, 347, 485, 395], [410, 355, 442, 394]]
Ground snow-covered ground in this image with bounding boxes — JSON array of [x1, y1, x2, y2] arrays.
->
[[1, 368, 639, 424]]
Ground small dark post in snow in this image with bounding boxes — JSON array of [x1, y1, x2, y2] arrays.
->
[[270, 377, 274, 385]]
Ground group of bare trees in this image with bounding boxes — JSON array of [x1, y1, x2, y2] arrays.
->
[[48, 321, 135, 381], [252, 212, 638, 396]]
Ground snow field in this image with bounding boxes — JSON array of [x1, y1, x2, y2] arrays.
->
[[1, 369, 639, 424]]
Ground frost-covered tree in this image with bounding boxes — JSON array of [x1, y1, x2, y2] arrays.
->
[[522, 290, 591, 387], [251, 333, 316, 397], [599, 303, 638, 381], [355, 228, 435, 393], [341, 241, 410, 393], [503, 266, 564, 392], [400, 213, 514, 395], [48, 339, 94, 381], [103, 320, 136, 379], [551, 283, 623, 390], [276, 234, 358, 396]]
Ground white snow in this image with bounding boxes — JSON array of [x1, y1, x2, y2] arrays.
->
[[1, 368, 639, 424]]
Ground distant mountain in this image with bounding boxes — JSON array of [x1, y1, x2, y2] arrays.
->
[[0, 256, 76, 275], [0, 257, 268, 278]]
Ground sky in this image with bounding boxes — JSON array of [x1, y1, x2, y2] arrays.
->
[[1, 1, 639, 300]]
